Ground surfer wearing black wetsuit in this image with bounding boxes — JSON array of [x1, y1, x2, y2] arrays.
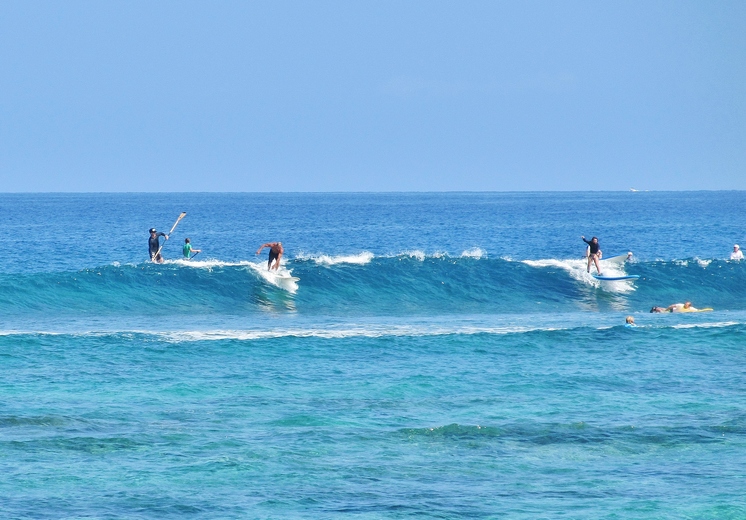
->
[[149, 228, 168, 262], [256, 242, 284, 271], [582, 235, 602, 274]]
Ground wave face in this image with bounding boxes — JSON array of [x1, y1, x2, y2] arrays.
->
[[1, 255, 744, 322]]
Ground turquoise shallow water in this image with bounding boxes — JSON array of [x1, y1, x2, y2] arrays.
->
[[1, 192, 745, 518]]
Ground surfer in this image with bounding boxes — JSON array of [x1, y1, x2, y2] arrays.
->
[[625, 316, 636, 327], [256, 242, 284, 271], [183, 238, 201, 260], [668, 301, 697, 313], [148, 228, 168, 263], [582, 236, 602, 274], [731, 244, 744, 261]]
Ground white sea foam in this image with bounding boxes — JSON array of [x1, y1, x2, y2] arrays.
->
[[306, 251, 375, 266], [400, 250, 426, 261], [162, 258, 254, 269], [246, 262, 298, 293], [670, 321, 738, 330], [157, 325, 565, 342], [522, 257, 636, 294], [460, 247, 485, 259]]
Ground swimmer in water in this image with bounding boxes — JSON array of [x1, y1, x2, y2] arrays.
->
[[582, 235, 602, 274], [731, 244, 744, 261], [668, 301, 697, 313], [625, 316, 636, 327]]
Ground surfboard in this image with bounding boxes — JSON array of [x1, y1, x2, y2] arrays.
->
[[248, 263, 299, 293], [602, 252, 633, 265], [592, 274, 640, 281], [675, 307, 713, 313]]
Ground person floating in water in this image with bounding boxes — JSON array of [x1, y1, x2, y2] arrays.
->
[[625, 316, 636, 327], [148, 228, 168, 263], [650, 302, 700, 313], [183, 238, 201, 260], [582, 235, 602, 274], [256, 242, 284, 271], [667, 301, 698, 313], [731, 244, 744, 261]]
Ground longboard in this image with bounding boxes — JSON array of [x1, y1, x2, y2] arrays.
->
[[248, 263, 300, 293], [602, 252, 633, 265], [592, 274, 640, 281]]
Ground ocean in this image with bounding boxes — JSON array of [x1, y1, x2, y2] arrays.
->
[[1, 192, 745, 518]]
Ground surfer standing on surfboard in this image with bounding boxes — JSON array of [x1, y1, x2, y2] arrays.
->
[[149, 228, 168, 263], [582, 236, 602, 275], [256, 242, 284, 271]]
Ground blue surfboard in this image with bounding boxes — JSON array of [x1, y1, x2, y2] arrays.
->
[[592, 274, 640, 281]]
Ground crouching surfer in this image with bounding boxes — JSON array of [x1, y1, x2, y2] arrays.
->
[[256, 242, 284, 271]]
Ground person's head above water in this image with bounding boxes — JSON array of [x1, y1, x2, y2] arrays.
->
[[591, 237, 598, 243], [684, 301, 692, 308], [735, 245, 741, 251], [626, 316, 635, 324], [185, 238, 190, 244], [149, 228, 156, 235]]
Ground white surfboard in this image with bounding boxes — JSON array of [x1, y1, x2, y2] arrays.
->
[[601, 252, 633, 265], [248, 263, 299, 293]]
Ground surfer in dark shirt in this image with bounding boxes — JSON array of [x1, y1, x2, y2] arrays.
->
[[149, 228, 168, 263], [256, 242, 284, 271], [582, 235, 602, 274]]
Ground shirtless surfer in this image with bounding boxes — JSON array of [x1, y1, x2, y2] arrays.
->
[[582, 236, 602, 274], [667, 301, 697, 313], [256, 242, 284, 271], [650, 301, 699, 313]]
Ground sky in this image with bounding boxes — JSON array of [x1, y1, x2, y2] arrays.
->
[[0, 1, 744, 192]]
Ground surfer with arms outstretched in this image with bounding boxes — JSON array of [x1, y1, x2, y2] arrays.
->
[[582, 236, 602, 274], [256, 242, 284, 271]]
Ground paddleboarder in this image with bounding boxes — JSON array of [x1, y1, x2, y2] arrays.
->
[[149, 228, 168, 263], [183, 238, 201, 260]]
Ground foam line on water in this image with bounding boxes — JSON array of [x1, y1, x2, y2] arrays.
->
[[2, 320, 744, 340], [522, 257, 636, 293]]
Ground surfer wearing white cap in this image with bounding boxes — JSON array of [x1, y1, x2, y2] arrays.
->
[[731, 244, 743, 261]]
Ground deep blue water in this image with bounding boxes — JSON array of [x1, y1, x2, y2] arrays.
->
[[1, 192, 745, 518]]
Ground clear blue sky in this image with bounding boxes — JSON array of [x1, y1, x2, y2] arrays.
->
[[1, 1, 744, 191]]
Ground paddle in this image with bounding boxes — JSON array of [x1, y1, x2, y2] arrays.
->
[[188, 251, 200, 260], [154, 212, 187, 260]]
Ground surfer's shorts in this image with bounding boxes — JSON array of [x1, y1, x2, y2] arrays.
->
[[269, 250, 279, 263]]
